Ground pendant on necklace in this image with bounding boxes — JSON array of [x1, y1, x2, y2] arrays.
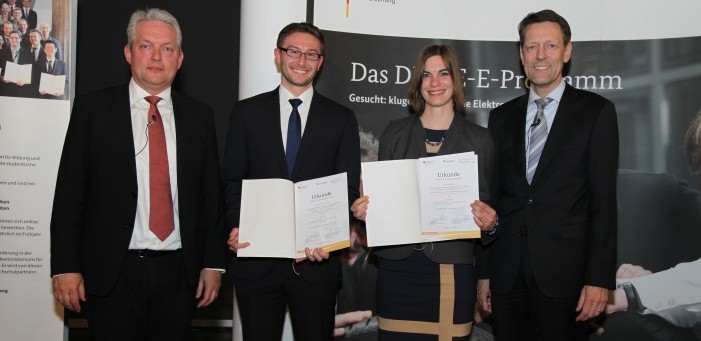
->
[[425, 141, 442, 154]]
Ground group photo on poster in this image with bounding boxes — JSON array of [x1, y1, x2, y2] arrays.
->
[[0, 0, 69, 100]]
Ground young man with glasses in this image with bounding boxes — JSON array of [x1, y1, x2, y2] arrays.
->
[[222, 22, 361, 341]]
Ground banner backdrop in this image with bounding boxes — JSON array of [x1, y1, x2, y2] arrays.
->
[[0, 0, 75, 340], [240, 1, 701, 340]]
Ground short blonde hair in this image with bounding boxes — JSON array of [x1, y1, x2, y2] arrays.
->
[[126, 8, 182, 49]]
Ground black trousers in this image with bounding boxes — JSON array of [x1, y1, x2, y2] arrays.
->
[[86, 250, 195, 341], [234, 260, 339, 341], [490, 244, 588, 341]]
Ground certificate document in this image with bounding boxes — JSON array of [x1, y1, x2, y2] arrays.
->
[[237, 172, 350, 258], [3, 62, 32, 84], [362, 152, 480, 247], [39, 73, 66, 95], [417, 152, 480, 240]]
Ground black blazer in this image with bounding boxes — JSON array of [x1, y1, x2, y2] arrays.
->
[[0, 47, 34, 97], [50, 84, 227, 296], [0, 47, 34, 73], [222, 87, 361, 284], [372, 114, 497, 266], [486, 84, 619, 298], [21, 8, 37, 30]]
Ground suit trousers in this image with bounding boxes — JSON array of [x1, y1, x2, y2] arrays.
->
[[490, 240, 588, 341], [85, 250, 195, 341], [234, 260, 339, 341]]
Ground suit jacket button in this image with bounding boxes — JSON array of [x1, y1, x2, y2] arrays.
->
[[527, 198, 533, 204], [130, 192, 137, 198], [124, 222, 132, 229]]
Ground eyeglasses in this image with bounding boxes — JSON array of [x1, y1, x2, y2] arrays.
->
[[278, 47, 322, 61]]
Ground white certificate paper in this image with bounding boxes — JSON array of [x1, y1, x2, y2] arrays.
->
[[417, 152, 480, 240], [237, 173, 350, 258], [294, 173, 350, 256], [361, 159, 423, 247], [3, 62, 32, 84], [362, 152, 481, 247], [39, 73, 66, 95]]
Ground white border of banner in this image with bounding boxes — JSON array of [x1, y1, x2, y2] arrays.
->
[[0, 0, 77, 339]]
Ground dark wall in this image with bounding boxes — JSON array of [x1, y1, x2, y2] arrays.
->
[[76, 0, 240, 160], [74, 0, 240, 320]]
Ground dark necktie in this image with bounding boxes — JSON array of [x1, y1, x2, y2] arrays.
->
[[48, 60, 53, 73], [526, 97, 553, 184], [286, 98, 303, 177], [145, 96, 175, 241]]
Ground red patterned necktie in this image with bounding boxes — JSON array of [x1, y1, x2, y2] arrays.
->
[[145, 96, 174, 241]]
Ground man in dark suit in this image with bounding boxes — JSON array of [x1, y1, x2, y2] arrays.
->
[[50, 8, 226, 341], [0, 29, 33, 97], [19, 0, 36, 30], [222, 22, 361, 341], [9, 7, 21, 28], [33, 39, 66, 99], [27, 29, 43, 62], [1, 22, 14, 51], [17, 18, 29, 48], [478, 9, 619, 341], [3, 0, 17, 12]]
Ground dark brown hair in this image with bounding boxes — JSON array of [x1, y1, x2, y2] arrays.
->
[[518, 9, 571, 47], [407, 44, 465, 115], [276, 22, 325, 54]]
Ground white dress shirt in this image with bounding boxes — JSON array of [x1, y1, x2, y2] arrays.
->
[[128, 78, 181, 250], [524, 79, 566, 172], [279, 86, 314, 153]]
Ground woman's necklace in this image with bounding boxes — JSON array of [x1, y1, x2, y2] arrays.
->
[[423, 128, 448, 154]]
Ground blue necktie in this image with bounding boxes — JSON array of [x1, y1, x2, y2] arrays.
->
[[526, 97, 553, 184], [286, 98, 303, 177]]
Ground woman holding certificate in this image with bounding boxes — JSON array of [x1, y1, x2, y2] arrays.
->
[[351, 44, 498, 340]]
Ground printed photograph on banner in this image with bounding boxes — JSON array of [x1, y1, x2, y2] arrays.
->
[[0, 0, 70, 100]]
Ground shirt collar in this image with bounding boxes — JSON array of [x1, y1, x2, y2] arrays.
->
[[528, 79, 566, 106], [279, 85, 313, 107], [129, 78, 172, 108]]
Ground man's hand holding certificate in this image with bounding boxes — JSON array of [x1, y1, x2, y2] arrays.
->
[[236, 172, 350, 259], [360, 152, 481, 247]]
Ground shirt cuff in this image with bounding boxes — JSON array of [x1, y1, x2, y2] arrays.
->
[[205, 268, 226, 274]]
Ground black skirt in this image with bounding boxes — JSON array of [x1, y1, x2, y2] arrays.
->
[[376, 249, 476, 341]]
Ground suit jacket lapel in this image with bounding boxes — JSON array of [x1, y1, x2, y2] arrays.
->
[[266, 89, 288, 177], [531, 85, 576, 185], [512, 96, 529, 184], [408, 116, 428, 158], [172, 92, 189, 190], [113, 85, 137, 185]]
